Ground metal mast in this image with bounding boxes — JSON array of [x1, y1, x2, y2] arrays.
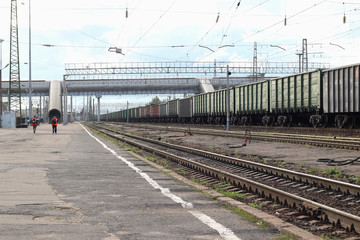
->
[[253, 42, 258, 82], [302, 38, 308, 72], [9, 0, 21, 115]]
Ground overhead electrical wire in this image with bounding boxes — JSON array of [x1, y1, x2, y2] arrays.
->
[[242, 0, 271, 13], [217, 0, 271, 45], [177, 20, 219, 61], [74, 29, 110, 45], [113, 0, 142, 46], [179, 0, 286, 61], [121, 0, 177, 59], [218, 0, 241, 47], [232, 0, 329, 45], [219, 0, 338, 63], [263, 5, 360, 62], [9, 0, 360, 64], [177, 0, 243, 61], [38, 6, 218, 15], [23, 0, 181, 62], [262, 4, 360, 62], [125, 49, 177, 61]]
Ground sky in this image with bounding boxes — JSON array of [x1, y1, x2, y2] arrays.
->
[[1, 0, 360, 111]]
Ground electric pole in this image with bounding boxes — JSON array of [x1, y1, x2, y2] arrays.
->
[[9, 0, 22, 118], [302, 38, 308, 72], [253, 42, 258, 82]]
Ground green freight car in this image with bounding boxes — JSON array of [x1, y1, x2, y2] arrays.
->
[[208, 88, 236, 125], [168, 99, 179, 123], [192, 92, 211, 124], [192, 87, 235, 125], [234, 80, 269, 125], [268, 70, 322, 127]]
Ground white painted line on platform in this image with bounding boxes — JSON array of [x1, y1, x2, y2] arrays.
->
[[80, 123, 241, 240], [189, 210, 242, 240]]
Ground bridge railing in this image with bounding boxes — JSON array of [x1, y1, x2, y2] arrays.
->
[[65, 61, 329, 80]]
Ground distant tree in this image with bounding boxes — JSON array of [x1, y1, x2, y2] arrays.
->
[[149, 96, 164, 105]]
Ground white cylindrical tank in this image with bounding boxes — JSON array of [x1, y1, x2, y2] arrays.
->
[[48, 80, 62, 122]]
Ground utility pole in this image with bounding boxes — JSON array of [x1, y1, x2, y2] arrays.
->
[[302, 38, 308, 72], [63, 75, 67, 124], [70, 96, 72, 122], [296, 52, 302, 73], [253, 42, 258, 82], [96, 95, 101, 123], [9, 0, 22, 117], [86, 95, 89, 121], [126, 100, 129, 123], [226, 65, 231, 131], [28, 0, 32, 120], [39, 96, 41, 118]]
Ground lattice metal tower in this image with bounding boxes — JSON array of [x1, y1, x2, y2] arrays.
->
[[8, 0, 21, 114]]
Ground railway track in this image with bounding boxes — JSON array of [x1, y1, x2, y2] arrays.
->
[[132, 123, 360, 151], [187, 124, 360, 135], [86, 122, 360, 237]]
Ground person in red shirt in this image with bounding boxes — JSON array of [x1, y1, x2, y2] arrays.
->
[[31, 116, 37, 133], [51, 116, 58, 134]]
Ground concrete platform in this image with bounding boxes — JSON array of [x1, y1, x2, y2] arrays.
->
[[0, 123, 293, 239]]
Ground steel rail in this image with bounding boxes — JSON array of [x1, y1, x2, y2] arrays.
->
[[103, 123, 360, 196], [87, 123, 360, 232], [135, 124, 360, 150]]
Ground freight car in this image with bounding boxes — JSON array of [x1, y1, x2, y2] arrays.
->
[[321, 64, 360, 128], [159, 103, 167, 122], [233, 80, 269, 126], [168, 99, 179, 123], [178, 97, 192, 123], [192, 91, 212, 124], [267, 70, 322, 127], [101, 63, 360, 129]]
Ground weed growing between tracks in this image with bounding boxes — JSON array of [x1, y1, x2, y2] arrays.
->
[[297, 163, 305, 168], [190, 177, 207, 185], [144, 155, 171, 170], [278, 161, 287, 168], [173, 168, 189, 175], [349, 175, 360, 183], [225, 205, 268, 229], [215, 184, 247, 199], [216, 189, 247, 199], [233, 151, 242, 159], [308, 166, 320, 174], [274, 233, 297, 240], [248, 202, 267, 209], [320, 235, 343, 240], [322, 167, 343, 179], [263, 158, 272, 164]]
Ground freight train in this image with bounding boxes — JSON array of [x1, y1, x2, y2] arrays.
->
[[100, 63, 360, 129]]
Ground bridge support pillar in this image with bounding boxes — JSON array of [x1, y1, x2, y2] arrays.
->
[[96, 95, 101, 123]]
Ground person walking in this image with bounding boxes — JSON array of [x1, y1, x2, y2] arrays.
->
[[31, 116, 37, 133], [51, 116, 58, 134]]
